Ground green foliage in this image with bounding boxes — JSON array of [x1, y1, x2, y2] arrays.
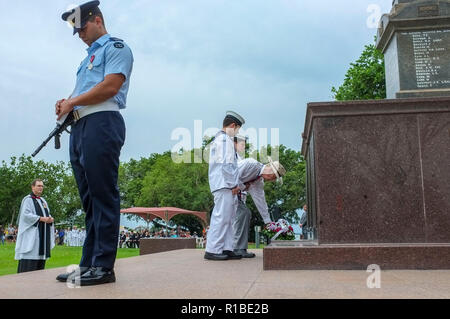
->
[[119, 153, 169, 208], [332, 42, 386, 101], [134, 152, 212, 234], [138, 154, 212, 212], [1, 144, 306, 237], [117, 145, 306, 237], [0, 155, 80, 226]]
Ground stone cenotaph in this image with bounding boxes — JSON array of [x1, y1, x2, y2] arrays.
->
[[377, 0, 450, 98], [264, 0, 450, 270]]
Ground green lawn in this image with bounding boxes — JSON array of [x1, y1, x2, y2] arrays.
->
[[0, 242, 139, 277], [248, 243, 266, 249]]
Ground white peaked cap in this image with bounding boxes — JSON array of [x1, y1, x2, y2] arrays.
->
[[268, 157, 287, 185], [226, 111, 245, 126]]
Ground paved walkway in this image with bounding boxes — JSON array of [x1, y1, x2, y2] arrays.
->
[[0, 249, 449, 299]]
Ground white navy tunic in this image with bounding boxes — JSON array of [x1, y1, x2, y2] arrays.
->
[[209, 131, 245, 193], [237, 158, 272, 224]]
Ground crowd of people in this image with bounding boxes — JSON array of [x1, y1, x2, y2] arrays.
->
[[118, 228, 204, 248], [0, 225, 18, 244], [54, 227, 87, 247], [1, 222, 205, 249], [0, 224, 87, 247]]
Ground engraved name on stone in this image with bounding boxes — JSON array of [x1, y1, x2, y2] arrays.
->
[[400, 29, 450, 89]]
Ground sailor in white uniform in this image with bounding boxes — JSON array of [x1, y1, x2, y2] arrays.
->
[[71, 227, 82, 246], [80, 227, 86, 246], [74, 227, 80, 246], [205, 111, 246, 261], [64, 228, 70, 246], [233, 146, 286, 258], [67, 228, 73, 246]]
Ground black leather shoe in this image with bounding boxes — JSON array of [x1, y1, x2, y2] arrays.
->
[[75, 267, 116, 286], [56, 266, 90, 282], [234, 249, 256, 258], [223, 250, 242, 259], [204, 252, 229, 260]]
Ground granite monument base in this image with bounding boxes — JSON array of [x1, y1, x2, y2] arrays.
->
[[139, 238, 196, 255], [275, 97, 450, 270], [264, 241, 450, 270]]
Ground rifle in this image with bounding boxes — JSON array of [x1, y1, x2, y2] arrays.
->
[[31, 112, 75, 157]]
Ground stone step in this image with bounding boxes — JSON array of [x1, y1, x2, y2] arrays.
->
[[264, 243, 450, 270]]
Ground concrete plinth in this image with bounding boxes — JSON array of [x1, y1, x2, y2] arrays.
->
[[264, 241, 450, 270], [268, 97, 450, 270], [139, 238, 196, 255]]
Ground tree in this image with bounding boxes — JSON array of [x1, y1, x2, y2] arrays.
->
[[134, 151, 212, 235], [127, 145, 306, 237], [0, 155, 81, 226], [332, 41, 386, 101], [118, 153, 169, 208]]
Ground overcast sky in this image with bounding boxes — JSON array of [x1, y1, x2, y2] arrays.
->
[[0, 0, 392, 164]]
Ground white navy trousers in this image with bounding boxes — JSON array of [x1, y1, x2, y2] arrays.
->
[[206, 189, 238, 254]]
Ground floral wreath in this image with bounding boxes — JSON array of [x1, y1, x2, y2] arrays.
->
[[261, 219, 295, 241]]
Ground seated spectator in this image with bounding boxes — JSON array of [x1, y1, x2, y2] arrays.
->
[[0, 225, 5, 245], [55, 229, 60, 245], [58, 229, 65, 245], [142, 231, 150, 239], [119, 231, 126, 248], [124, 233, 131, 248], [135, 232, 141, 248], [129, 232, 136, 248]]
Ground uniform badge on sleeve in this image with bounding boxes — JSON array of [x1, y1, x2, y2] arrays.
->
[[114, 42, 124, 49]]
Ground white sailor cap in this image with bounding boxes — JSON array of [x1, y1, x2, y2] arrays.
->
[[226, 111, 245, 126], [234, 135, 247, 142], [268, 157, 287, 185]]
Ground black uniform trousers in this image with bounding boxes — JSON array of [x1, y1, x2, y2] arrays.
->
[[70, 111, 125, 270]]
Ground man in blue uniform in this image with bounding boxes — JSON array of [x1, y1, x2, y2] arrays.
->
[[55, 1, 133, 286]]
